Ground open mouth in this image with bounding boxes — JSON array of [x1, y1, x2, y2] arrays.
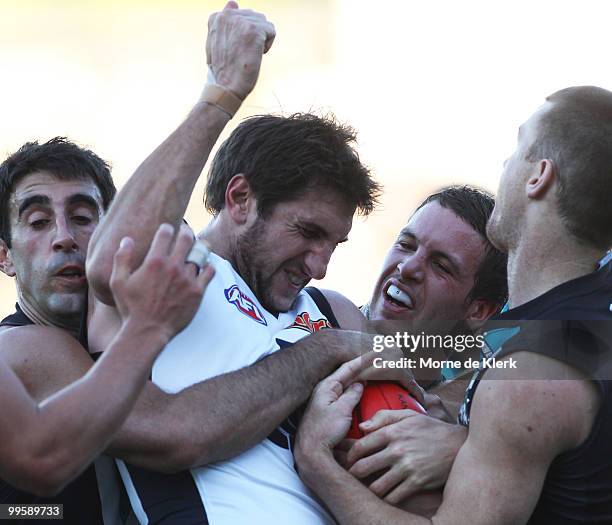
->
[[384, 283, 414, 309], [55, 266, 86, 283]]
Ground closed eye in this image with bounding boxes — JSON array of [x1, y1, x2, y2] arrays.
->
[[434, 260, 452, 275], [30, 219, 49, 229], [397, 240, 415, 251], [299, 227, 321, 240], [72, 215, 93, 225]]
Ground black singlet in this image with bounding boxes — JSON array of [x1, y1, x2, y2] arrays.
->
[[459, 261, 612, 524], [0, 304, 104, 525]]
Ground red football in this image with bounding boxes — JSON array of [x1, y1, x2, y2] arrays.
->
[[347, 381, 426, 439]]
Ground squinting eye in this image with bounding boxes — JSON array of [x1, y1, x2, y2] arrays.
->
[[398, 241, 415, 251], [30, 219, 49, 229], [435, 261, 451, 274], [300, 228, 317, 239], [72, 216, 92, 225]]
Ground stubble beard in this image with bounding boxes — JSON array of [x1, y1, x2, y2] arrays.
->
[[233, 218, 285, 315]]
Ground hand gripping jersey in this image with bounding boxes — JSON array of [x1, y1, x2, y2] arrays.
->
[[117, 254, 337, 525]]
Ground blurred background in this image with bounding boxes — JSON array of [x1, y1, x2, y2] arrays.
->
[[2, 0, 612, 318]]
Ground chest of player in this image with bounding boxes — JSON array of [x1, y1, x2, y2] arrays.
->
[[152, 255, 328, 392]]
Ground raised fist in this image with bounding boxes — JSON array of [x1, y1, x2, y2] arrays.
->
[[206, 2, 276, 100]]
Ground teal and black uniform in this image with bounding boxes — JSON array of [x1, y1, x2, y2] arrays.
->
[[459, 260, 612, 524]]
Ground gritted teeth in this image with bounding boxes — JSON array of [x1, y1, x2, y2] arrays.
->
[[286, 271, 303, 287], [386, 284, 413, 308]]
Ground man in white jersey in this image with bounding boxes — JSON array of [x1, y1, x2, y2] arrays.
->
[[85, 3, 392, 523], [0, 5, 393, 523]]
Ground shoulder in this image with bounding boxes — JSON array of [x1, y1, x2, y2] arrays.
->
[[0, 324, 80, 355], [0, 325, 93, 399], [318, 289, 365, 331]]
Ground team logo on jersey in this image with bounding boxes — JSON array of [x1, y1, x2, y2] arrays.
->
[[224, 285, 267, 326], [289, 312, 331, 333]]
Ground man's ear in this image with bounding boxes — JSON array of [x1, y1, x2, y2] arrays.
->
[[224, 174, 256, 225], [526, 158, 556, 200], [465, 299, 500, 332], [0, 239, 16, 277]]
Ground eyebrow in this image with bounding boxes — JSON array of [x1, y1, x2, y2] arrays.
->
[[18, 193, 100, 219], [66, 193, 100, 210], [18, 195, 50, 218], [300, 220, 349, 243], [398, 227, 462, 276]]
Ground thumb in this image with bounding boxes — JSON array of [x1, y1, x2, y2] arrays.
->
[[110, 237, 134, 288], [224, 1, 239, 9], [335, 382, 364, 415]]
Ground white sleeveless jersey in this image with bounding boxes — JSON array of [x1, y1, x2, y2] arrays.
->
[[117, 254, 337, 525]]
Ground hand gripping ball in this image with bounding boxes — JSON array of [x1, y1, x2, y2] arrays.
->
[[347, 381, 426, 439]]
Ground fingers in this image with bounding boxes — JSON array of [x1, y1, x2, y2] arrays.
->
[[347, 427, 391, 465], [262, 22, 276, 54], [348, 448, 388, 479], [335, 382, 364, 414], [369, 466, 407, 499], [336, 438, 357, 452], [196, 264, 216, 293], [145, 223, 174, 260], [110, 237, 135, 290], [136, 223, 214, 287], [311, 361, 365, 410], [327, 354, 373, 390], [172, 224, 197, 267], [400, 377, 425, 406], [360, 409, 419, 435], [384, 478, 428, 505]]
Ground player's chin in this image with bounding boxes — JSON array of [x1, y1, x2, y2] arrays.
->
[[268, 287, 300, 313], [47, 291, 87, 316], [267, 277, 303, 313], [272, 294, 298, 313]]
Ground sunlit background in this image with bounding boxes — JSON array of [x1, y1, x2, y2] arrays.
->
[[2, 0, 612, 318]]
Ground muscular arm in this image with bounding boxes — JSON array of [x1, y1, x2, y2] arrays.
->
[[296, 352, 599, 525], [116, 329, 365, 469], [87, 7, 275, 305], [87, 102, 229, 305], [0, 324, 166, 496], [5, 324, 361, 473]]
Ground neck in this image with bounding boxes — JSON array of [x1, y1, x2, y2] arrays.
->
[[507, 234, 603, 309], [17, 290, 81, 337], [200, 216, 234, 263]]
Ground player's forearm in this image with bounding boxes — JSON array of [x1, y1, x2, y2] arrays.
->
[[181, 335, 352, 467], [87, 101, 230, 303], [112, 330, 357, 471], [15, 323, 169, 495], [299, 450, 431, 525]]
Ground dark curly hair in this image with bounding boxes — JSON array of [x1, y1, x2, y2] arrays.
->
[[205, 113, 380, 218], [0, 137, 115, 247]]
